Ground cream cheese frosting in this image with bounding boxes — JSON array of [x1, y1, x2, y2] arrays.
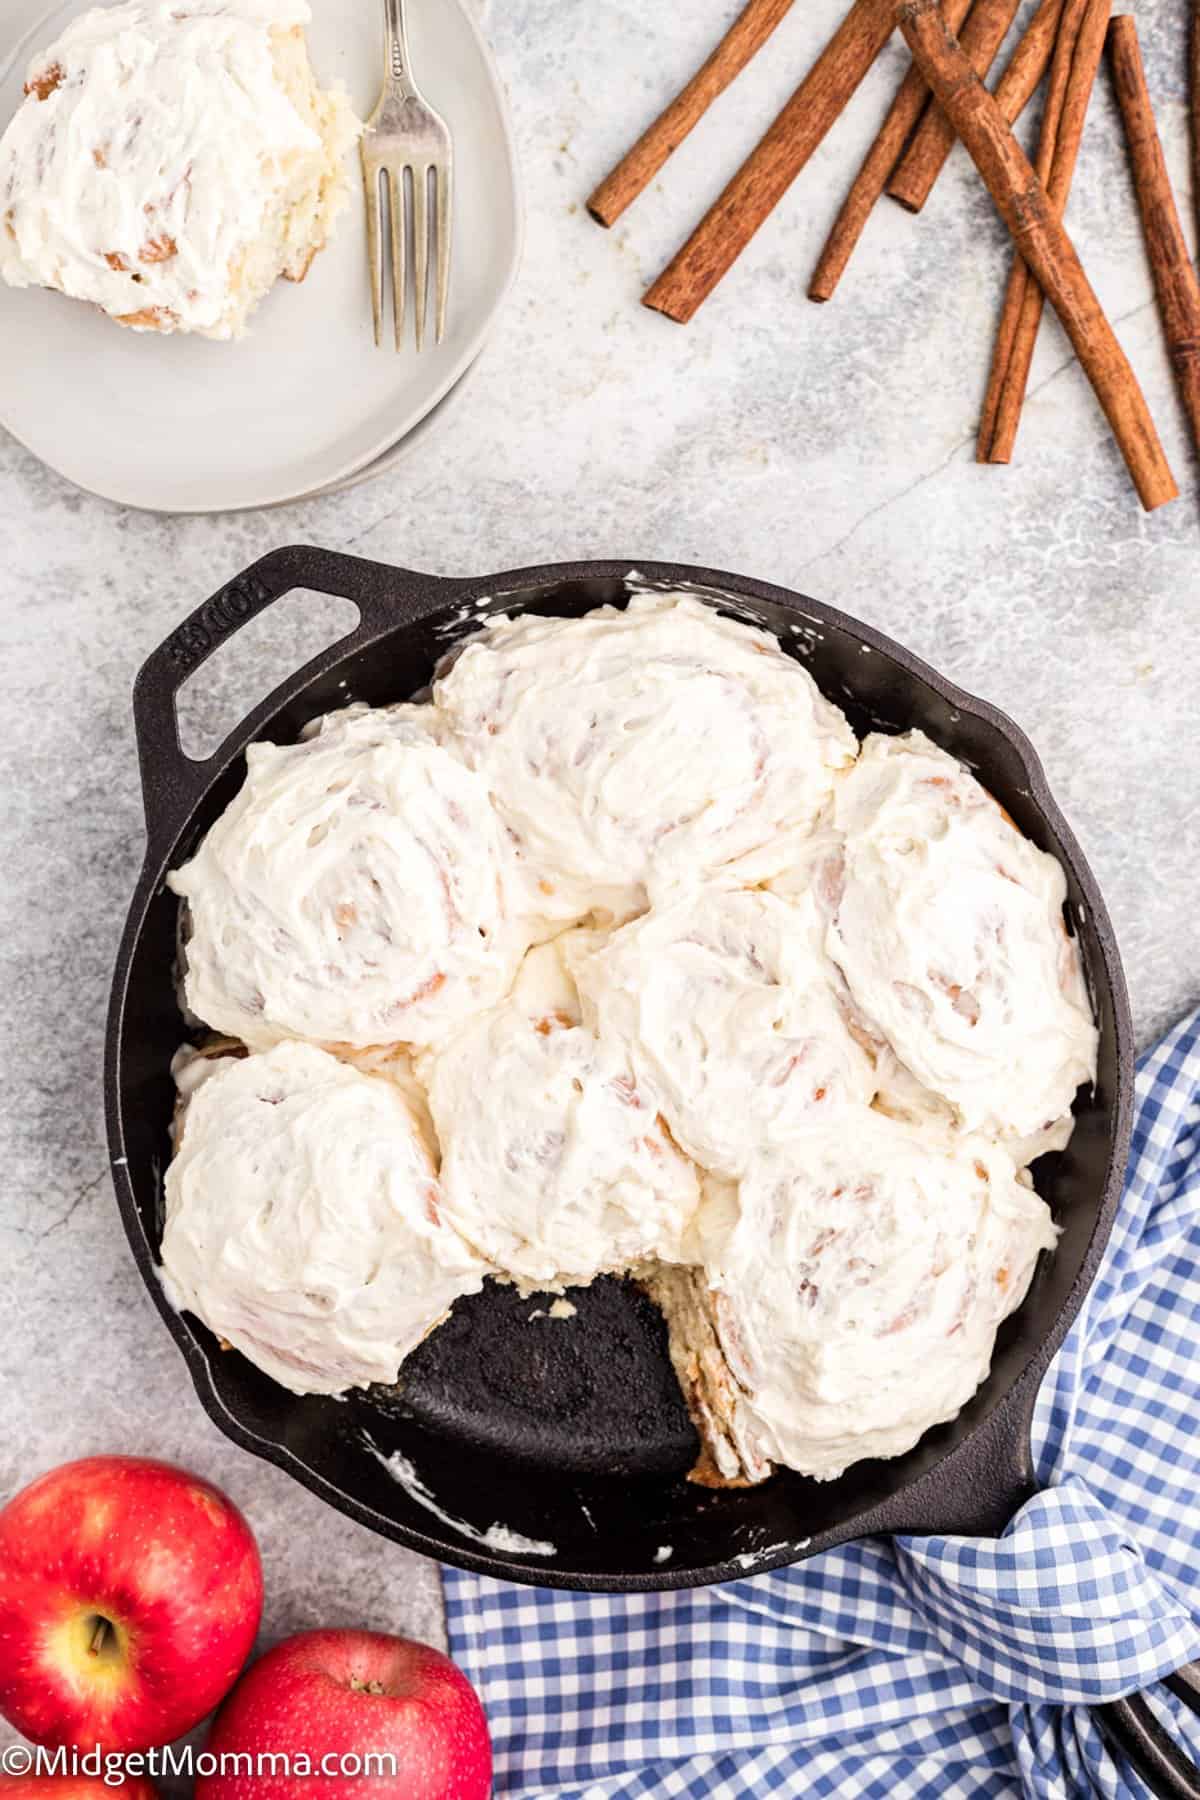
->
[[822, 731, 1098, 1148], [161, 1041, 488, 1395], [418, 941, 702, 1289], [695, 1110, 1058, 1480], [432, 594, 858, 924], [0, 0, 359, 338], [568, 885, 877, 1179], [159, 601, 1098, 1484], [169, 705, 530, 1052]]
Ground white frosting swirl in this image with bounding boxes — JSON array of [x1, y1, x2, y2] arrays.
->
[[699, 1111, 1058, 1479], [432, 594, 858, 923], [169, 705, 529, 1052], [418, 942, 702, 1289], [161, 1041, 488, 1395], [0, 0, 359, 337], [158, 606, 1097, 1477], [824, 731, 1098, 1146], [568, 885, 876, 1178]]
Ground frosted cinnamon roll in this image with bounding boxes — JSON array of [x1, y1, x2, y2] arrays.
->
[[821, 731, 1097, 1149], [567, 885, 876, 1179], [640, 1259, 774, 1488], [691, 1111, 1058, 1481], [335, 1041, 438, 1152], [0, 1, 359, 338], [169, 1038, 247, 1151], [169, 705, 529, 1052], [161, 1041, 488, 1395], [418, 941, 702, 1290], [432, 594, 858, 924]]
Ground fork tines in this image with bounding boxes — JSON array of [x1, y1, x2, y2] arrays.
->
[[361, 66, 452, 353]]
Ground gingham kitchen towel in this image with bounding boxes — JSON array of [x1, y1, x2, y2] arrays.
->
[[442, 1006, 1200, 1798]]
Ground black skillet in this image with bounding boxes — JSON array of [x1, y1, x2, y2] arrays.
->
[[106, 546, 1200, 1789], [106, 544, 1129, 1583]]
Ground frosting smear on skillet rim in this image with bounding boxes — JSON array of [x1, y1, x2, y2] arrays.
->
[[0, 0, 360, 339], [159, 591, 1098, 1485]]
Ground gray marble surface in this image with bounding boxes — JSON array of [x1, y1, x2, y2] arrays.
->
[[1, 0, 1199, 1732]]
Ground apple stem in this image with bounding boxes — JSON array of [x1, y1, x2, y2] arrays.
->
[[348, 1677, 387, 1696], [89, 1618, 111, 1657]]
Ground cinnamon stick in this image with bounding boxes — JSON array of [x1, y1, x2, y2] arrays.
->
[[1108, 13, 1200, 458], [809, 0, 1068, 304], [863, 0, 1064, 246], [990, 0, 1070, 121], [896, 0, 1177, 511], [979, 0, 1109, 463], [587, 0, 797, 229], [643, 0, 896, 324], [809, 0, 974, 301], [888, 0, 1021, 211]]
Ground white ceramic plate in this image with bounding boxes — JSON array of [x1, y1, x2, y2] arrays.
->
[[299, 352, 483, 504], [0, 0, 521, 512]]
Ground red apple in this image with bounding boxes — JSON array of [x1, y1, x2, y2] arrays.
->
[[198, 1630, 491, 1800], [0, 1780, 157, 1800], [0, 1456, 263, 1752]]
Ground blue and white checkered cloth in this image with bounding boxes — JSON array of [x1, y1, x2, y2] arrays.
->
[[443, 1008, 1200, 1799]]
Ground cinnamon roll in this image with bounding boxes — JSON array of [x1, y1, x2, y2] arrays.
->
[[161, 1041, 488, 1396], [678, 1110, 1058, 1482], [418, 941, 702, 1290], [567, 885, 876, 1179], [822, 731, 1098, 1151], [432, 594, 858, 924], [169, 705, 530, 1052], [0, 1, 359, 338]]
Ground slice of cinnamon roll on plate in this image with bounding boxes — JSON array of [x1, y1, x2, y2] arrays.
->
[[0, 0, 360, 338]]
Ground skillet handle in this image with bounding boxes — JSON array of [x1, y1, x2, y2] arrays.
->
[[1096, 1668, 1200, 1799], [131, 545, 463, 858]]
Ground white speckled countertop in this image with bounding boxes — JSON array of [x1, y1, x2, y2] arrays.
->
[[0, 0, 1197, 1711]]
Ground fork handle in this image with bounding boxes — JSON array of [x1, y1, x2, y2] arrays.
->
[[382, 0, 416, 92]]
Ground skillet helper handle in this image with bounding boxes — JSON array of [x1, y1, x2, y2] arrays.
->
[[131, 545, 460, 858], [1096, 1666, 1200, 1800]]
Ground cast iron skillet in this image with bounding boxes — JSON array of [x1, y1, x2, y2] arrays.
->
[[107, 546, 1133, 1597]]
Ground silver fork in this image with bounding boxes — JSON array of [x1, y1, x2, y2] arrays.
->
[[361, 0, 453, 351]]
